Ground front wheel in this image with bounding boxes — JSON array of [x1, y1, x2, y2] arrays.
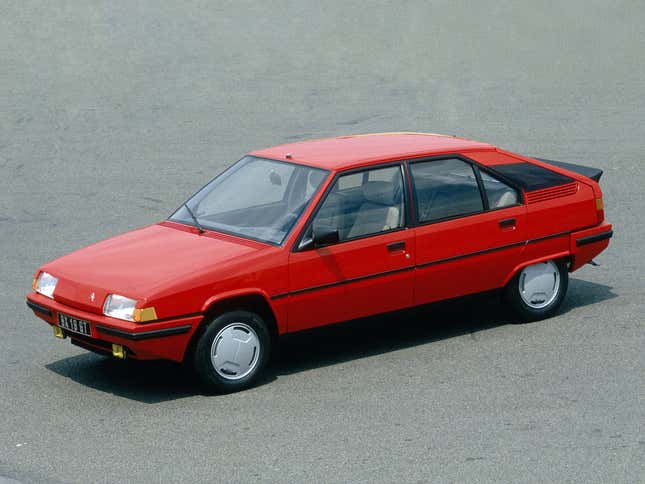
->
[[504, 259, 569, 322], [193, 310, 271, 393]]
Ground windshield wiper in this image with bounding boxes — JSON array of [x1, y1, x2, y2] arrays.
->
[[183, 203, 205, 234]]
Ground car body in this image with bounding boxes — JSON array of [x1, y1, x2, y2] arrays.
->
[[27, 132, 613, 392]]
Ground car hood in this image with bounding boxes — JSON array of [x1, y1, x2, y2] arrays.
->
[[41, 222, 273, 314]]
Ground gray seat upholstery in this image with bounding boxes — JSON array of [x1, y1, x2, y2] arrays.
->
[[347, 181, 402, 239], [313, 191, 346, 233], [493, 189, 518, 208]]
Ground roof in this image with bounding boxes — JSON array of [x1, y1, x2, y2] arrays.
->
[[250, 132, 494, 170]]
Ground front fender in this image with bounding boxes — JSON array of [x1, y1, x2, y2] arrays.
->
[[200, 288, 273, 312], [200, 288, 288, 334]]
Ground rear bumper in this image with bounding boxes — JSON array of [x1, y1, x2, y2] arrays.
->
[[570, 222, 613, 271], [26, 292, 202, 362]]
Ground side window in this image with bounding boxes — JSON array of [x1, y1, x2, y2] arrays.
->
[[337, 172, 363, 190], [410, 158, 483, 222], [312, 165, 405, 242], [480, 171, 519, 209]]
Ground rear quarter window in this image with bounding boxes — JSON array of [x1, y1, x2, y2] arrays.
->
[[492, 163, 573, 191]]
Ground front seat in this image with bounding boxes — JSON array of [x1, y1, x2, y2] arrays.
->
[[347, 180, 402, 239], [313, 191, 346, 233], [495, 189, 518, 208]]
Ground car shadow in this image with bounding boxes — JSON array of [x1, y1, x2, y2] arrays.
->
[[271, 278, 616, 376], [45, 278, 616, 403], [45, 354, 201, 403]]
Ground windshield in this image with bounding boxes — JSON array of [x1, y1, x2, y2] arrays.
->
[[170, 156, 329, 245]]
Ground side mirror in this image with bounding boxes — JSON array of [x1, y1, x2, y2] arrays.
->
[[298, 225, 340, 251], [312, 225, 339, 248]]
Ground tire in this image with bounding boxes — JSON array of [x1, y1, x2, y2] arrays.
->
[[504, 259, 569, 322], [193, 310, 271, 394]]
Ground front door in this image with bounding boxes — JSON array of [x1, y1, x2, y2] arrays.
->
[[287, 164, 415, 332]]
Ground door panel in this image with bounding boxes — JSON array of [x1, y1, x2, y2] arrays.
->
[[414, 205, 526, 305], [287, 230, 415, 332]]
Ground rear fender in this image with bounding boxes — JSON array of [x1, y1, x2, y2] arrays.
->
[[503, 251, 571, 286]]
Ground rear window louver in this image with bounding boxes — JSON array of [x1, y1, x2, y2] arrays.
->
[[525, 182, 578, 204]]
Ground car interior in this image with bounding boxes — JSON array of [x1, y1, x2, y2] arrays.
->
[[313, 169, 404, 241]]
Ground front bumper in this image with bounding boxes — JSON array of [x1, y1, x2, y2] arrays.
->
[[26, 292, 203, 362]]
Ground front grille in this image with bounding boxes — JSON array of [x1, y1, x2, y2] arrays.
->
[[525, 182, 578, 204]]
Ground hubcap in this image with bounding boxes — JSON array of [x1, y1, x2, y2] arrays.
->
[[519, 260, 560, 309], [210, 322, 260, 380]]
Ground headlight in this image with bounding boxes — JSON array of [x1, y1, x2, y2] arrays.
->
[[33, 272, 58, 299], [103, 294, 137, 321], [103, 294, 157, 322]]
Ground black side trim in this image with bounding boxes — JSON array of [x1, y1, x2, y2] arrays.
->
[[270, 266, 414, 300], [492, 163, 574, 191], [527, 230, 571, 244], [418, 231, 571, 269], [26, 300, 52, 317], [272, 230, 574, 299], [95, 324, 192, 341], [416, 241, 525, 269], [535, 158, 603, 182], [145, 312, 203, 324], [576, 230, 613, 247]]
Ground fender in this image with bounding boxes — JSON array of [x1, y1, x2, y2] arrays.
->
[[503, 250, 570, 286], [200, 288, 287, 334], [201, 287, 273, 312]]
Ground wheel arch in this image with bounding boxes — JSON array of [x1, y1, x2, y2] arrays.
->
[[184, 290, 281, 362], [502, 251, 571, 286]]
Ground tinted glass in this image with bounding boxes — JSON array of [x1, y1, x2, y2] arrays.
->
[[411, 158, 483, 222], [480, 171, 519, 209], [312, 165, 404, 242], [170, 156, 328, 244], [492, 162, 573, 191]]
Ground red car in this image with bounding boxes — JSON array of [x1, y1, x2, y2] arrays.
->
[[27, 133, 612, 392]]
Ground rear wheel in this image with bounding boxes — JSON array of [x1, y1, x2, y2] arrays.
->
[[504, 259, 568, 322], [193, 310, 270, 393]]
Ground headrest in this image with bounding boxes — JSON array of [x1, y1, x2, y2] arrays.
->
[[362, 181, 400, 205]]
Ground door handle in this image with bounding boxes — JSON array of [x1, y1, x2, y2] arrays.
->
[[499, 218, 516, 229], [387, 241, 406, 252]]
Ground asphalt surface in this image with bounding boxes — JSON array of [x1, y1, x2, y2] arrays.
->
[[1, 1, 643, 483]]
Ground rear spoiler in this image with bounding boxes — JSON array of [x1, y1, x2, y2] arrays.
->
[[534, 158, 603, 182]]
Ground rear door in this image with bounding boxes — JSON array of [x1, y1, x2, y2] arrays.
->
[[287, 163, 415, 332], [410, 156, 527, 305]]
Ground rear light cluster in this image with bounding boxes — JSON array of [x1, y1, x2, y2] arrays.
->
[[596, 197, 605, 223]]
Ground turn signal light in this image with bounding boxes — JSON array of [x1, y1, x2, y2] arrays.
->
[[133, 307, 158, 323]]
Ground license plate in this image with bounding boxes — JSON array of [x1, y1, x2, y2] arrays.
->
[[57, 313, 92, 337]]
